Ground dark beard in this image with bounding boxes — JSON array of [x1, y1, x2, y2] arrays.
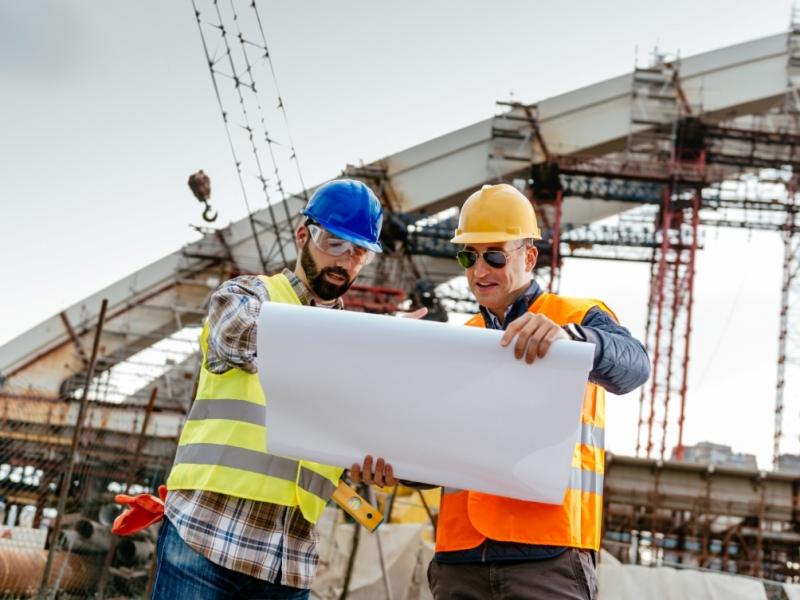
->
[[300, 243, 354, 301]]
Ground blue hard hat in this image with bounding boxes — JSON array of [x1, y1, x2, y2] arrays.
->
[[302, 179, 384, 253]]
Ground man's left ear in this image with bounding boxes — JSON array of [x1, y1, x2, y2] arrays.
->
[[526, 244, 538, 272], [295, 223, 308, 249]]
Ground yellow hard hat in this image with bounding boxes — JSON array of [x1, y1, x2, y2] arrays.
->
[[450, 184, 541, 244]]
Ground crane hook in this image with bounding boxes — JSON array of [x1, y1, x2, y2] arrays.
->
[[202, 201, 218, 223]]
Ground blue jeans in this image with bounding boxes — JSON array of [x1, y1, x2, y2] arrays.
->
[[151, 518, 310, 599]]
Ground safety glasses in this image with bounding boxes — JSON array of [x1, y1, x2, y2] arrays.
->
[[456, 244, 526, 269], [308, 224, 375, 265]]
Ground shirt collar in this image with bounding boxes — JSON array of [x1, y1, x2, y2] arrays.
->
[[282, 268, 344, 309], [479, 279, 542, 330]]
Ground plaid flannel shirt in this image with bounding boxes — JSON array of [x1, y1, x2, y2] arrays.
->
[[165, 269, 342, 589]]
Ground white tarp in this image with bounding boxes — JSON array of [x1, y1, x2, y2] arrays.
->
[[598, 551, 768, 600], [785, 583, 800, 600], [257, 303, 593, 503], [313, 515, 433, 600]]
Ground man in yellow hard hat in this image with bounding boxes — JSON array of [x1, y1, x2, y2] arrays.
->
[[427, 184, 650, 600]]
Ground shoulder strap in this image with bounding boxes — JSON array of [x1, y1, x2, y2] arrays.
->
[[260, 273, 302, 305]]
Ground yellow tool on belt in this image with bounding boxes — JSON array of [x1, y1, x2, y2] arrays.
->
[[332, 481, 383, 532]]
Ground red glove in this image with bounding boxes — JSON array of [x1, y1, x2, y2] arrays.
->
[[111, 484, 168, 536]]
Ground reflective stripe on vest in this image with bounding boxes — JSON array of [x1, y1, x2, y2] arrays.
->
[[570, 467, 604, 495], [299, 466, 338, 499], [187, 399, 266, 426], [436, 292, 611, 552], [173, 444, 338, 500], [166, 273, 342, 524], [581, 422, 604, 448]]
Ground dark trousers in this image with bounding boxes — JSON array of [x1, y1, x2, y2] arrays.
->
[[427, 549, 598, 600]]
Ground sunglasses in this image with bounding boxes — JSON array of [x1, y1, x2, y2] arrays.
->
[[456, 244, 526, 269]]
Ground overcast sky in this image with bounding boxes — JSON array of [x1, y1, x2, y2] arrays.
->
[[1, 0, 797, 468]]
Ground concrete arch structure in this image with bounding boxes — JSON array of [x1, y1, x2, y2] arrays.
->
[[384, 32, 790, 214]]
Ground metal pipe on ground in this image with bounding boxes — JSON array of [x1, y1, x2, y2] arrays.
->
[[0, 547, 100, 596], [97, 503, 123, 528], [74, 519, 112, 549], [114, 539, 154, 567]]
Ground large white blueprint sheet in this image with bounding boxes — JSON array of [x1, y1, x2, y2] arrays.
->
[[257, 303, 594, 504]]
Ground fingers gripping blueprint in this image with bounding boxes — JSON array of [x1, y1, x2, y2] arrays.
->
[[257, 303, 594, 504]]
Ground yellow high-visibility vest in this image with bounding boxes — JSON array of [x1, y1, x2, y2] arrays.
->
[[436, 293, 614, 552], [166, 273, 343, 524]]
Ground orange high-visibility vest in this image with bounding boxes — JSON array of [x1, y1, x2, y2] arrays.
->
[[436, 292, 616, 553]]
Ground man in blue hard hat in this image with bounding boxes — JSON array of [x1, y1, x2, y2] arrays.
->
[[151, 175, 411, 599]]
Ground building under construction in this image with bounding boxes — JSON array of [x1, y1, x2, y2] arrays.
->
[[2, 3, 800, 597]]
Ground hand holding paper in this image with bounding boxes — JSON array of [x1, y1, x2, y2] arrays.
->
[[349, 454, 398, 487]]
